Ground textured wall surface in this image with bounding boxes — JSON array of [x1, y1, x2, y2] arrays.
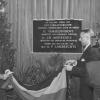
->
[[4, 0, 100, 99]]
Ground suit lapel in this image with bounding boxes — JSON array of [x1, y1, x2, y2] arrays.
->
[[80, 45, 91, 61]]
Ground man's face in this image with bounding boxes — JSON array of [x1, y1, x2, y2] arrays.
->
[[79, 32, 90, 46]]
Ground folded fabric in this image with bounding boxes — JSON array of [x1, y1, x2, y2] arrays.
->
[[9, 67, 67, 100]]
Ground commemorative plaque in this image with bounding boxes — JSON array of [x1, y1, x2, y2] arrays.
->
[[33, 19, 82, 53]]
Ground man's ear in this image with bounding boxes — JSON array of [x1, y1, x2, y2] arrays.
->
[[89, 29, 94, 37]]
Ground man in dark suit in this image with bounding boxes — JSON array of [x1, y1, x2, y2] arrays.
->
[[66, 29, 100, 100]]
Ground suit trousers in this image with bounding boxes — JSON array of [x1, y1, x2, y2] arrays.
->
[[80, 83, 93, 100]]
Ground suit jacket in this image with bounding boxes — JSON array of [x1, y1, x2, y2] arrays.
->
[[71, 45, 100, 78], [70, 45, 100, 100]]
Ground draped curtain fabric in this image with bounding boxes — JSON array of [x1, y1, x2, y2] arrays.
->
[[6, 0, 99, 76]]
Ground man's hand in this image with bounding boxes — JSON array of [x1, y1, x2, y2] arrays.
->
[[64, 59, 77, 66], [64, 59, 77, 71], [3, 74, 9, 80], [4, 69, 13, 79], [65, 65, 73, 71], [5, 69, 13, 76], [0, 69, 13, 80]]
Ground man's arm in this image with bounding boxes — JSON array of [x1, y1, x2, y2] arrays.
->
[[71, 61, 87, 77]]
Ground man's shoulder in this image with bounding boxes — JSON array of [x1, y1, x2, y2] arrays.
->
[[80, 46, 100, 62], [91, 46, 100, 52], [90, 46, 100, 60]]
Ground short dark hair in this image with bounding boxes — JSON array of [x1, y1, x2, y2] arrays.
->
[[81, 29, 90, 33], [81, 29, 94, 37]]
